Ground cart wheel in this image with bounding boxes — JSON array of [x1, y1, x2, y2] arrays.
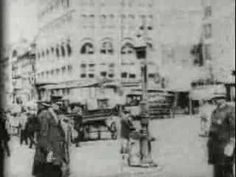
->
[[110, 122, 118, 140]]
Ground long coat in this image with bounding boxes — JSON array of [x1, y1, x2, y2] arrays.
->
[[207, 104, 235, 165], [32, 109, 67, 176]]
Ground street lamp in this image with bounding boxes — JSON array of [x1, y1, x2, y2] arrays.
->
[[134, 34, 157, 168]]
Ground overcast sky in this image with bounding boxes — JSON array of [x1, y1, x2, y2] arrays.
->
[[4, 0, 38, 45]]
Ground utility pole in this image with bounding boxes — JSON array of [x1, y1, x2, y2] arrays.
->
[[134, 21, 157, 168]]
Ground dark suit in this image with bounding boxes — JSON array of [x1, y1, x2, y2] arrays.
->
[[208, 104, 235, 177], [33, 109, 67, 177]]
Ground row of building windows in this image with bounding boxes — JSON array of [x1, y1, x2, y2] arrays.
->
[[80, 72, 157, 79], [80, 0, 154, 8], [37, 40, 152, 60], [81, 14, 154, 29], [80, 41, 152, 55], [39, 0, 70, 19], [37, 65, 72, 79], [37, 42, 72, 60]]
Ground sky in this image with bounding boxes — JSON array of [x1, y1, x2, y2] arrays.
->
[[4, 0, 38, 45]]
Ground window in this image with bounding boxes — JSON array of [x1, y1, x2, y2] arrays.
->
[[204, 24, 212, 38], [121, 72, 127, 78], [46, 49, 50, 56], [204, 44, 211, 60], [129, 74, 136, 78], [89, 15, 95, 28], [56, 47, 60, 57], [51, 47, 55, 54], [100, 41, 113, 54], [61, 45, 65, 57], [81, 42, 94, 54], [147, 15, 153, 30], [204, 6, 212, 18], [100, 15, 107, 28], [121, 42, 134, 54], [81, 64, 86, 68], [67, 43, 72, 56], [108, 73, 114, 78], [88, 73, 94, 78], [148, 73, 155, 78], [100, 71, 107, 77]]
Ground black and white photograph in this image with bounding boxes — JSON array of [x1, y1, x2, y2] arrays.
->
[[0, 0, 235, 177]]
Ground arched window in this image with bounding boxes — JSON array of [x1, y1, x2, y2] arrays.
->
[[121, 42, 134, 54], [51, 47, 54, 54], [67, 43, 72, 56], [81, 42, 94, 54], [100, 41, 113, 54], [61, 45, 65, 57], [56, 47, 60, 57], [46, 49, 50, 56]]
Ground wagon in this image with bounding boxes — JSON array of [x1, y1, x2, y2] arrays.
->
[[81, 108, 119, 140], [67, 108, 119, 141]]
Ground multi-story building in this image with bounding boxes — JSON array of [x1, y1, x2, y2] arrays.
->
[[0, 46, 13, 107], [35, 0, 204, 108], [201, 0, 235, 83], [11, 41, 36, 104], [35, 0, 160, 104]]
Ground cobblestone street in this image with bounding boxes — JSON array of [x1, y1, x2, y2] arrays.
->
[[5, 115, 213, 177]]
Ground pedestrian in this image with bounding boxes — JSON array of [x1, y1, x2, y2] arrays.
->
[[73, 113, 83, 147], [32, 102, 69, 177], [26, 110, 38, 149], [199, 99, 215, 137], [120, 109, 135, 162], [19, 110, 28, 145], [207, 95, 235, 177]]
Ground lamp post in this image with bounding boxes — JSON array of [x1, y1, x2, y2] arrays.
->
[[134, 34, 157, 168]]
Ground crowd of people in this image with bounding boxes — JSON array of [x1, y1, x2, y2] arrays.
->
[[0, 93, 235, 177]]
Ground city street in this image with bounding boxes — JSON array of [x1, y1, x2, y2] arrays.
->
[[4, 115, 213, 177]]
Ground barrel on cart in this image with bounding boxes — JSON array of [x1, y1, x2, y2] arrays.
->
[[68, 108, 119, 141]]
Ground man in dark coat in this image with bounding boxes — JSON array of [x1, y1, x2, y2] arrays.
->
[[0, 111, 11, 177], [26, 111, 38, 149], [208, 95, 235, 177], [32, 102, 68, 177], [120, 109, 135, 158]]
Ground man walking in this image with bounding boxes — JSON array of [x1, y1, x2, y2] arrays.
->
[[120, 109, 135, 162], [19, 110, 28, 145], [208, 95, 235, 177], [32, 102, 69, 177]]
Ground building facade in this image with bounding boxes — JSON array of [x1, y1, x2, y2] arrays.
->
[[201, 0, 235, 83], [11, 42, 37, 105], [35, 0, 204, 107]]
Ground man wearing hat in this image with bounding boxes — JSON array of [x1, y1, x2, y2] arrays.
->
[[32, 102, 69, 177], [120, 109, 135, 163], [207, 94, 235, 177]]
